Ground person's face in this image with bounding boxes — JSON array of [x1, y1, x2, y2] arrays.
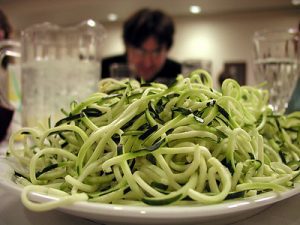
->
[[126, 36, 168, 81]]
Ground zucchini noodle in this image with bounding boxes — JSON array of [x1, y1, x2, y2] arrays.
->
[[6, 69, 300, 211]]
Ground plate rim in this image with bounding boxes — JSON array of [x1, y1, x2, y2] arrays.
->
[[1, 157, 300, 220]]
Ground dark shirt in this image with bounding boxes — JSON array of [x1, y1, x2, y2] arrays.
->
[[101, 54, 182, 85]]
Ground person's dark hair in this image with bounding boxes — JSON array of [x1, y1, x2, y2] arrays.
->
[[0, 8, 12, 39], [123, 8, 175, 50]]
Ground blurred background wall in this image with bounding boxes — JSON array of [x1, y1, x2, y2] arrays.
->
[[1, 0, 299, 87]]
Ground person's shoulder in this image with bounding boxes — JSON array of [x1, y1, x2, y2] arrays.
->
[[156, 58, 182, 80], [164, 58, 182, 71], [165, 58, 181, 65]]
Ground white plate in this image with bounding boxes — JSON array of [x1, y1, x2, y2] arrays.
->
[[1, 157, 300, 225]]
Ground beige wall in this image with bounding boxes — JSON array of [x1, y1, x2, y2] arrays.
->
[[101, 9, 300, 88]]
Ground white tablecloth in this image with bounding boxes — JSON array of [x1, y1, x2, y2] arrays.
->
[[1, 143, 300, 225], [0, 187, 300, 225]]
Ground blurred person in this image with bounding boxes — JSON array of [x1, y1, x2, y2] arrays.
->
[[0, 8, 14, 142], [101, 8, 181, 84]]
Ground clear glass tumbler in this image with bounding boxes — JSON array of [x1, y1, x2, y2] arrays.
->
[[109, 63, 136, 80], [253, 28, 300, 114]]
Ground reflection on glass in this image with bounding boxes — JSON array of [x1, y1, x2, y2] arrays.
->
[[109, 63, 136, 80], [253, 28, 300, 114]]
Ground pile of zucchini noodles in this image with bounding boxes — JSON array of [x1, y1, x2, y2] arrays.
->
[[6, 69, 300, 211]]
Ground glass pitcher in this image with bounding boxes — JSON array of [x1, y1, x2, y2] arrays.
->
[[0, 19, 106, 127]]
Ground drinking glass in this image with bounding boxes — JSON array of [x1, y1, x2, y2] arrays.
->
[[109, 63, 136, 80], [253, 28, 300, 113], [182, 59, 212, 76]]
